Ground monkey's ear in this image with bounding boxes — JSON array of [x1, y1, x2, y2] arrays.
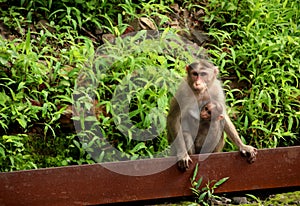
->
[[213, 66, 219, 75], [185, 65, 190, 72], [217, 114, 224, 121]]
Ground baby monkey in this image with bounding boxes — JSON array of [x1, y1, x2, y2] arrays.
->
[[200, 101, 224, 121], [194, 101, 225, 154]]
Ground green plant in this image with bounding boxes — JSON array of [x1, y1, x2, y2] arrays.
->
[[1, 0, 299, 172], [0, 23, 98, 170], [246, 194, 262, 205], [190, 163, 229, 205], [140, 0, 171, 26], [72, 30, 197, 162], [203, 0, 300, 149], [0, 134, 37, 172], [0, 1, 180, 171], [101, 13, 128, 36], [0, 0, 172, 39]]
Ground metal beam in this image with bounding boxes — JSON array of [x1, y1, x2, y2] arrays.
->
[[0, 146, 299, 206]]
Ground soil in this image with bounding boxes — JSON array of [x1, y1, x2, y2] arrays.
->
[[105, 189, 300, 206], [155, 190, 300, 206]]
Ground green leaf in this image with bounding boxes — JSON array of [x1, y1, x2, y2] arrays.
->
[[190, 187, 200, 196], [17, 82, 26, 91], [130, 142, 146, 153], [16, 117, 27, 129], [0, 147, 5, 157], [198, 191, 207, 201], [214, 177, 229, 187], [192, 163, 199, 181], [196, 176, 203, 190], [246, 19, 256, 34]]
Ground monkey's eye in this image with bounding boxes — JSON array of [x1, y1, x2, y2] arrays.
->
[[192, 72, 199, 77], [200, 72, 207, 76]]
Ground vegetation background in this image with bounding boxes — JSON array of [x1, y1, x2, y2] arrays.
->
[[0, 0, 299, 172]]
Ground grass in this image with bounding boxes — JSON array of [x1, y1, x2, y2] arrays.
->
[[0, 0, 299, 171], [204, 0, 300, 150]]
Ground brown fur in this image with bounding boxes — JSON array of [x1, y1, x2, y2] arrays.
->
[[167, 60, 257, 170]]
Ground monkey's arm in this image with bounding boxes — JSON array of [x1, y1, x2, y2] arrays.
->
[[173, 135, 192, 170], [172, 123, 193, 170], [224, 115, 257, 163], [167, 103, 192, 170]]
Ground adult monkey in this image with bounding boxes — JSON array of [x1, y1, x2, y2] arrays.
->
[[167, 60, 257, 171]]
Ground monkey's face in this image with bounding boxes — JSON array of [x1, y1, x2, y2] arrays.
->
[[190, 70, 208, 92], [186, 62, 218, 93], [200, 102, 224, 121], [200, 104, 212, 121]]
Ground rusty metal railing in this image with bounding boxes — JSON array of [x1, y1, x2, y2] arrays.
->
[[0, 146, 299, 206]]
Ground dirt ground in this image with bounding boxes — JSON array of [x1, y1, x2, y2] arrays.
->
[[111, 189, 300, 206]]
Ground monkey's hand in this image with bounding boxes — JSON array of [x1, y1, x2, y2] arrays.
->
[[177, 153, 192, 171], [240, 145, 257, 163]]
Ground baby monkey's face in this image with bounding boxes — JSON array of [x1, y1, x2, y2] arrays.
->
[[200, 103, 213, 121], [200, 102, 223, 121]]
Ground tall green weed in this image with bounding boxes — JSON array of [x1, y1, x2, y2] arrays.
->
[[73, 30, 199, 161], [1, 0, 299, 171], [205, 0, 300, 149]]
